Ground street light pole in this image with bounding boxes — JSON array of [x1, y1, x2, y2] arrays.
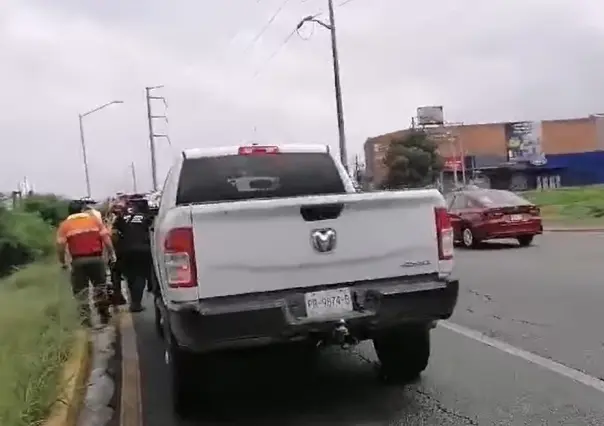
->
[[78, 100, 123, 198], [78, 114, 91, 198], [298, 0, 348, 170]]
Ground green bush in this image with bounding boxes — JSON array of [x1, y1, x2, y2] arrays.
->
[[0, 193, 70, 276], [0, 208, 54, 277], [22, 194, 69, 227]]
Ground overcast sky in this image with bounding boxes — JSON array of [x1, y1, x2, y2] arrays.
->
[[2, 0, 604, 197]]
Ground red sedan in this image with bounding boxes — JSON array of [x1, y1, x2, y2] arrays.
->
[[444, 188, 543, 248]]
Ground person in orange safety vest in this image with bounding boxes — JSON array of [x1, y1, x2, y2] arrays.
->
[[56, 200, 117, 326]]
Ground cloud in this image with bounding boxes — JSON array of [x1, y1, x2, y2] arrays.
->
[[2, 0, 604, 196]]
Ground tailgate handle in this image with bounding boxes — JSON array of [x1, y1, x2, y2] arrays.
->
[[300, 203, 344, 222]]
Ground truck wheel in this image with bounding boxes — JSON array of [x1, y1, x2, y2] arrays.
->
[[517, 235, 534, 247], [373, 325, 431, 384], [149, 268, 160, 297], [166, 333, 197, 419], [154, 297, 164, 339]]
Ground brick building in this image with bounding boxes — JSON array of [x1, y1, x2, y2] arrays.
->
[[364, 114, 604, 190]]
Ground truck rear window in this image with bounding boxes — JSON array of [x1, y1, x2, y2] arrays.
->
[[176, 152, 346, 204]]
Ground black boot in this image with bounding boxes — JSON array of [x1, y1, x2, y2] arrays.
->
[[128, 275, 146, 313]]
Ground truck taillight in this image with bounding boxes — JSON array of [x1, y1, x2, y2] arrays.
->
[[238, 145, 279, 155], [164, 227, 197, 288], [435, 207, 454, 260]]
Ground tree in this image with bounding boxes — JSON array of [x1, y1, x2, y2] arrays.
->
[[21, 194, 69, 227], [381, 130, 443, 189]]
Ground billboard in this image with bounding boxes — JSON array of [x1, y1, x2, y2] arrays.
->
[[505, 121, 547, 165], [417, 106, 444, 126]]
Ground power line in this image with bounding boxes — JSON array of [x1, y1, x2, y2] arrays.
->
[[248, 0, 358, 79], [242, 0, 293, 54], [252, 27, 298, 78], [313, 0, 359, 18], [296, 19, 316, 40]]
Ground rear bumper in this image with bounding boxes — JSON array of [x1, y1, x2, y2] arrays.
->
[[478, 221, 543, 239], [166, 274, 459, 353]]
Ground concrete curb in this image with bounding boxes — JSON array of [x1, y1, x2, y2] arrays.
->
[[42, 329, 91, 426], [119, 308, 142, 426], [77, 316, 119, 426]]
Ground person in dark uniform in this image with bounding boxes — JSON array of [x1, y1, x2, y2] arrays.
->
[[112, 197, 153, 312]]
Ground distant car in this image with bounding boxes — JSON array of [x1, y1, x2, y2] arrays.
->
[[444, 189, 542, 248]]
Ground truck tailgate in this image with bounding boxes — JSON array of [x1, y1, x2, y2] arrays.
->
[[190, 190, 444, 299]]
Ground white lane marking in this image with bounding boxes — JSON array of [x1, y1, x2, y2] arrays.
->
[[439, 320, 604, 393]]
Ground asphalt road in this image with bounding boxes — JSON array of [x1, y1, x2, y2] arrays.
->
[[452, 232, 604, 381], [132, 232, 604, 425]]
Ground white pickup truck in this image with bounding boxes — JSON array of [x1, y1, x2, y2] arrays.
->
[[150, 144, 458, 416]]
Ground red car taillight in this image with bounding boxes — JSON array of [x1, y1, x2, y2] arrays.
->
[[164, 227, 197, 288], [528, 206, 540, 216], [483, 209, 504, 219], [435, 207, 454, 260]]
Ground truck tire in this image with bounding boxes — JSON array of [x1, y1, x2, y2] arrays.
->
[[165, 331, 197, 419], [373, 325, 431, 384], [149, 268, 160, 297]]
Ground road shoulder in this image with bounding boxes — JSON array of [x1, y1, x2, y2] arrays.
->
[[42, 329, 90, 426], [119, 309, 142, 426]]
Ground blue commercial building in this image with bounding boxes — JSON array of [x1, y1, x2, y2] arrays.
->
[[543, 151, 604, 186], [455, 151, 604, 190]]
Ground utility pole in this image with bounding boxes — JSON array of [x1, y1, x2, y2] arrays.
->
[[459, 123, 467, 184], [298, 0, 348, 170], [145, 86, 170, 191], [130, 162, 138, 193], [445, 122, 466, 185], [327, 0, 347, 171], [353, 155, 365, 188]]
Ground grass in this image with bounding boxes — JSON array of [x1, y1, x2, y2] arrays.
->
[[0, 261, 80, 426], [522, 185, 604, 227]]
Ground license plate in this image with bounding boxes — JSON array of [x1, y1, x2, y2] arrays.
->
[[510, 214, 523, 222], [304, 288, 353, 318]]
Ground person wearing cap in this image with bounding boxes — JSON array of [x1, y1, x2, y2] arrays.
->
[[82, 199, 103, 223], [56, 200, 117, 326]]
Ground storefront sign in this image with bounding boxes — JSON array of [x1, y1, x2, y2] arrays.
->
[[443, 156, 462, 171]]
